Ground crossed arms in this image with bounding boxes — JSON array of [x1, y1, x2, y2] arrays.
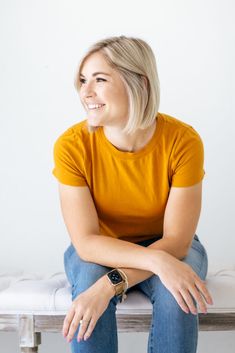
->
[[58, 181, 202, 288]]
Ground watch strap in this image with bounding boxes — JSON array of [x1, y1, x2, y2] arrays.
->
[[106, 269, 128, 303]]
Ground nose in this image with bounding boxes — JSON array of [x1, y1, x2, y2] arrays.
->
[[81, 81, 96, 99]]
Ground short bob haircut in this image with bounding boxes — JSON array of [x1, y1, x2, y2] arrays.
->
[[74, 35, 160, 135]]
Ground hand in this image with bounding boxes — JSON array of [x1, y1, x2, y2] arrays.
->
[[154, 251, 213, 315], [62, 276, 115, 343]]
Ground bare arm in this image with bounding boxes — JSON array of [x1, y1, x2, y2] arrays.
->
[[58, 183, 163, 274], [59, 181, 213, 317], [114, 181, 203, 289], [61, 180, 212, 343], [58, 182, 202, 288]]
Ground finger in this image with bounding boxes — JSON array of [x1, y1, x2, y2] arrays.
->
[[66, 312, 82, 342], [173, 290, 190, 314], [189, 284, 208, 313], [83, 317, 98, 341], [77, 317, 91, 342], [62, 306, 76, 337], [195, 279, 214, 305], [180, 288, 198, 315]]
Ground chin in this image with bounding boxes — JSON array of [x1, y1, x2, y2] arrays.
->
[[86, 118, 101, 130], [87, 121, 101, 128], [87, 115, 104, 126]]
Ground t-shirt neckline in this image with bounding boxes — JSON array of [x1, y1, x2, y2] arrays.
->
[[97, 113, 163, 159]]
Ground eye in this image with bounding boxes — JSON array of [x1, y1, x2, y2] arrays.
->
[[79, 78, 86, 85], [79, 77, 106, 85], [96, 77, 106, 82]]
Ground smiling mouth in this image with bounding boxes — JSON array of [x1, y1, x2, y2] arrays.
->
[[88, 104, 105, 110]]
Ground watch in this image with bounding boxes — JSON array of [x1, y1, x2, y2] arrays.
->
[[106, 269, 127, 303]]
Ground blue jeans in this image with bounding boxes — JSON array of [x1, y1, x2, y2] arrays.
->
[[64, 234, 208, 353]]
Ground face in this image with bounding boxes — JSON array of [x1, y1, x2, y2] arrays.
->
[[79, 52, 129, 129]]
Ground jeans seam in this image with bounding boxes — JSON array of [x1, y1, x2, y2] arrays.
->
[[197, 250, 207, 279], [149, 298, 155, 353], [191, 240, 208, 279]]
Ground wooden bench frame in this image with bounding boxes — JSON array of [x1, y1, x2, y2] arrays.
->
[[1, 312, 235, 352]]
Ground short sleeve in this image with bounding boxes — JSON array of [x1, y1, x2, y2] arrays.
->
[[52, 128, 88, 186], [170, 128, 205, 187]]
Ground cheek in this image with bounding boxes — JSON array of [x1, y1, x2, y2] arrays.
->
[[118, 89, 129, 107], [103, 87, 129, 113]]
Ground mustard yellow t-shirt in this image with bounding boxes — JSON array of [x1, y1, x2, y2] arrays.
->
[[52, 112, 205, 243]]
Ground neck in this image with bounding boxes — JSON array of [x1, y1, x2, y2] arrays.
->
[[103, 120, 157, 153]]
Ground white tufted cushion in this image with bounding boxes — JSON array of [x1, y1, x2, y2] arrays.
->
[[0, 268, 235, 316]]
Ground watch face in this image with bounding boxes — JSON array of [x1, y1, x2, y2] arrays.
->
[[107, 270, 123, 284]]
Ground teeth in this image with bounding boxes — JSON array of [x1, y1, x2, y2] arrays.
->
[[87, 104, 105, 109]]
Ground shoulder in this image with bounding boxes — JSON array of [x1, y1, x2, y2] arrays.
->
[[159, 112, 203, 143], [159, 114, 205, 186], [53, 119, 91, 151], [55, 119, 88, 143]]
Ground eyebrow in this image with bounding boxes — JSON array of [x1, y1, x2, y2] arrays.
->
[[80, 72, 111, 77]]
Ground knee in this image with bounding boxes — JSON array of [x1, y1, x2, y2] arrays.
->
[[158, 291, 184, 317], [78, 261, 111, 288], [64, 244, 111, 294], [151, 278, 191, 317], [183, 239, 209, 280], [156, 285, 180, 313]]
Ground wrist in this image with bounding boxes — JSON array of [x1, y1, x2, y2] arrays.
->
[[99, 274, 116, 298], [149, 249, 166, 275]]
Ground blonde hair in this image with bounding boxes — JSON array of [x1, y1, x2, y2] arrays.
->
[[74, 35, 160, 135]]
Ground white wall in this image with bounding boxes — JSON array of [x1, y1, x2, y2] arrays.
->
[[0, 0, 234, 352]]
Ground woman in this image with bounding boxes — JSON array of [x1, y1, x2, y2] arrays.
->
[[52, 35, 213, 353]]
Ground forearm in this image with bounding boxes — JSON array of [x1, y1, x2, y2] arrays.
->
[[113, 236, 187, 290], [74, 234, 162, 273], [75, 234, 187, 293], [79, 234, 188, 300]]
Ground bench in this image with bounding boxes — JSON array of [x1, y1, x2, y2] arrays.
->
[[0, 268, 235, 352]]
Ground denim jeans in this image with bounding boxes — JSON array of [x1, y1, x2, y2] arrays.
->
[[64, 234, 208, 353]]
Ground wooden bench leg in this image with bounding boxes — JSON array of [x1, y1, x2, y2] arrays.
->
[[18, 315, 41, 353], [20, 348, 39, 353]]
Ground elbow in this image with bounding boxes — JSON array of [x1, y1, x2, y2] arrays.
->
[[173, 248, 188, 260], [164, 237, 190, 260], [71, 239, 89, 262], [178, 250, 188, 260], [173, 237, 194, 260], [179, 244, 192, 259]]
